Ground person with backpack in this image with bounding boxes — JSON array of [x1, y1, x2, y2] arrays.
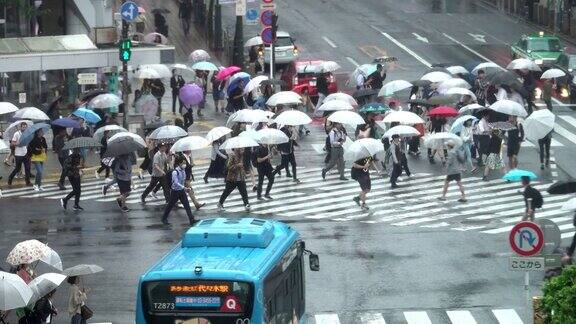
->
[[521, 176, 542, 222], [60, 150, 84, 211], [161, 155, 195, 225], [438, 140, 467, 202], [254, 143, 275, 200]]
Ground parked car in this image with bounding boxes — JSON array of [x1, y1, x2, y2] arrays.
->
[[280, 60, 338, 97], [263, 31, 299, 65]]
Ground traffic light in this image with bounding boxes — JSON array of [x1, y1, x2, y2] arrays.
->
[[271, 14, 278, 40], [119, 38, 132, 62]]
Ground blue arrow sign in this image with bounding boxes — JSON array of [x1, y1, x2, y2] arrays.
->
[[120, 1, 139, 22]]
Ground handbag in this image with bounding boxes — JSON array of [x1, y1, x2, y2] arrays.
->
[[80, 305, 93, 320]]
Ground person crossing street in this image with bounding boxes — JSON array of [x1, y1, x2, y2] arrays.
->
[[161, 155, 195, 225], [141, 143, 170, 204], [439, 140, 467, 202], [217, 148, 251, 211], [322, 122, 347, 181], [255, 143, 275, 200]]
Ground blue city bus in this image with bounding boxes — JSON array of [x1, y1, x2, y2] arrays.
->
[[135, 218, 319, 324]]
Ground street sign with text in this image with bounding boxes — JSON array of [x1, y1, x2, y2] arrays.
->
[[260, 3, 276, 10], [120, 1, 139, 22], [509, 256, 545, 271], [509, 221, 544, 257], [77, 73, 98, 85], [236, 0, 247, 16]]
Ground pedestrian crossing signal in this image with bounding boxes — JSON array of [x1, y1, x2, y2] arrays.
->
[[119, 39, 132, 62]]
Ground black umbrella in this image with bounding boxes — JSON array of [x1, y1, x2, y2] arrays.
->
[[261, 79, 286, 87], [427, 96, 456, 105], [63, 137, 102, 150], [407, 99, 434, 107], [352, 89, 378, 99], [80, 90, 108, 102], [143, 120, 168, 130], [104, 138, 145, 157], [410, 80, 432, 87], [548, 181, 576, 195]]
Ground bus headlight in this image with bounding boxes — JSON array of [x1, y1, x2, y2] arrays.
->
[[534, 87, 542, 99], [561, 88, 569, 98], [194, 266, 203, 275], [534, 59, 544, 65]]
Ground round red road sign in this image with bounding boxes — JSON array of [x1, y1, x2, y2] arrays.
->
[[262, 0, 273, 3], [261, 27, 275, 45], [509, 221, 544, 256], [260, 10, 274, 27]]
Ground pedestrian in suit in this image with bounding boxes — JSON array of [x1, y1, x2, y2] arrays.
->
[[170, 70, 185, 114]]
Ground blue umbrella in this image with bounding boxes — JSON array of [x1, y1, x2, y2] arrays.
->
[[450, 115, 477, 134], [227, 74, 251, 96], [191, 61, 218, 71], [73, 107, 101, 124], [51, 117, 81, 128], [503, 169, 538, 182], [18, 123, 50, 146]]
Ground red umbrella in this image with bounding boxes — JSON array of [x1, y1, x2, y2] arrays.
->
[[428, 106, 458, 117], [291, 84, 309, 94], [216, 66, 242, 81]]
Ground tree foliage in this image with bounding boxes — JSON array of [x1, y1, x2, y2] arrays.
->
[[541, 265, 576, 324]]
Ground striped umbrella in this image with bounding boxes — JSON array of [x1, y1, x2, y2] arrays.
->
[[62, 137, 102, 150]]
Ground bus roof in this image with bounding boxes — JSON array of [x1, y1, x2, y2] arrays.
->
[[141, 218, 300, 281]]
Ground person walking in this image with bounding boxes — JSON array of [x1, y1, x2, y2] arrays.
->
[[28, 128, 48, 191], [170, 70, 185, 115], [67, 276, 88, 324], [507, 116, 524, 170], [203, 139, 228, 183], [7, 122, 32, 186], [541, 78, 554, 111], [364, 64, 386, 90], [141, 143, 170, 203], [226, 79, 245, 114], [178, 0, 192, 35], [521, 176, 543, 222], [482, 129, 506, 181], [150, 78, 165, 116], [255, 143, 275, 200], [180, 150, 206, 210], [351, 156, 374, 210], [399, 136, 412, 178], [94, 130, 111, 180], [272, 126, 300, 183], [460, 119, 476, 172], [439, 140, 467, 202], [389, 135, 403, 188], [538, 129, 552, 170], [60, 150, 84, 211], [161, 155, 195, 225], [212, 75, 226, 113], [53, 128, 70, 190], [473, 69, 488, 106], [322, 122, 347, 181], [113, 154, 133, 212], [474, 113, 491, 167], [217, 148, 250, 211], [33, 289, 58, 324], [315, 72, 329, 110]]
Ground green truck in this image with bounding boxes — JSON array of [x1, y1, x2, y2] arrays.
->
[[510, 32, 564, 69]]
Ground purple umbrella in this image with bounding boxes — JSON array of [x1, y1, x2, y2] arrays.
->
[[51, 117, 81, 128], [179, 84, 204, 107]]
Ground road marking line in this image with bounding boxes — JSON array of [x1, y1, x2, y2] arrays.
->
[[553, 123, 576, 145], [322, 36, 337, 48], [447, 310, 478, 324], [442, 33, 501, 66], [562, 231, 575, 239], [359, 313, 386, 324], [403, 311, 432, 324], [314, 313, 340, 324], [346, 56, 360, 67], [369, 25, 432, 67], [492, 309, 524, 324]]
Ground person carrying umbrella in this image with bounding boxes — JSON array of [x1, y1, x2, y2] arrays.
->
[[352, 155, 375, 210], [315, 72, 329, 110], [170, 69, 185, 115], [563, 212, 576, 264], [7, 122, 32, 186], [211, 74, 226, 114], [113, 154, 133, 212], [506, 116, 524, 170], [521, 176, 543, 222], [538, 129, 552, 170], [28, 128, 48, 191], [322, 122, 348, 181], [33, 289, 58, 323], [389, 135, 403, 188], [141, 143, 170, 204], [203, 139, 228, 183], [94, 131, 111, 180], [272, 125, 300, 183], [473, 69, 488, 106], [459, 119, 476, 172], [474, 113, 491, 167], [161, 155, 195, 225], [227, 79, 246, 115], [53, 128, 70, 190], [364, 64, 386, 90], [178, 0, 192, 35], [67, 276, 88, 324], [60, 149, 84, 211], [482, 129, 506, 181], [439, 140, 467, 202], [255, 143, 275, 200], [217, 148, 251, 211]]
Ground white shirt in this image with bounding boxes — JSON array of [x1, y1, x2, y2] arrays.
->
[[356, 74, 365, 88], [12, 130, 27, 157], [509, 91, 525, 107], [496, 88, 508, 101]]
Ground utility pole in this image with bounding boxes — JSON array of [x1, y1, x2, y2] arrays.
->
[[270, 13, 278, 78], [119, 0, 135, 129]]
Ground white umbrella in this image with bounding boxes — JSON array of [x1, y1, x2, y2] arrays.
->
[[378, 80, 413, 97], [446, 66, 469, 75], [0, 140, 7, 151], [383, 125, 420, 138], [266, 91, 302, 106], [172, 63, 192, 71], [40, 248, 62, 271], [134, 67, 161, 79], [345, 138, 385, 161], [472, 62, 501, 74], [148, 125, 188, 140], [239, 128, 259, 140], [324, 92, 358, 107], [256, 128, 289, 145], [140, 64, 172, 78], [507, 58, 541, 71], [381, 111, 424, 124], [489, 100, 527, 118], [562, 197, 576, 211], [89, 93, 123, 109], [108, 132, 146, 147], [244, 36, 263, 47], [437, 78, 471, 93], [445, 87, 477, 101], [420, 71, 452, 83], [4, 120, 33, 140], [243, 75, 269, 95], [424, 132, 463, 147], [13, 107, 49, 121], [28, 273, 66, 304], [450, 115, 478, 133], [459, 103, 486, 114], [0, 102, 18, 115], [541, 68, 566, 79], [62, 264, 104, 277], [227, 109, 270, 125], [170, 136, 210, 153], [206, 126, 232, 143], [320, 61, 341, 72], [143, 32, 168, 44], [220, 136, 259, 150], [524, 108, 555, 141], [317, 99, 354, 112], [0, 271, 33, 311], [189, 49, 210, 63], [93, 125, 127, 140], [327, 110, 365, 126], [274, 110, 312, 126]]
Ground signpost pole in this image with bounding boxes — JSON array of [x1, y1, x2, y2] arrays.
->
[[121, 0, 129, 129], [525, 271, 530, 322], [269, 43, 274, 79]]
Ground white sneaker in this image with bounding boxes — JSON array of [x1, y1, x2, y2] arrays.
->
[[151, 192, 158, 199], [245, 204, 251, 211], [138, 171, 143, 180], [94, 170, 100, 180], [38, 186, 45, 191], [104, 177, 113, 182], [0, 189, 3, 198], [33, 185, 39, 192], [217, 203, 225, 212]]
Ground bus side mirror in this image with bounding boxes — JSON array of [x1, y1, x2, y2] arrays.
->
[[309, 253, 320, 271]]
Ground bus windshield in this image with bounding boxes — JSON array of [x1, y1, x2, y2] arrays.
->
[[143, 280, 253, 324]]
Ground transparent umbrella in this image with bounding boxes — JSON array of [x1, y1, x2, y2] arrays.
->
[[324, 92, 358, 107], [28, 273, 66, 304], [13, 107, 49, 121], [0, 271, 33, 311], [206, 126, 232, 143], [135, 94, 159, 119], [88, 93, 123, 109], [149, 125, 188, 140], [0, 102, 18, 115]]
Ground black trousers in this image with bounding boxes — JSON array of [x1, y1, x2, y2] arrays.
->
[[273, 153, 297, 179], [544, 99, 553, 111], [57, 156, 67, 186], [390, 163, 402, 185], [142, 176, 170, 202], [96, 161, 110, 178], [400, 154, 411, 176], [172, 92, 183, 113], [538, 136, 551, 164], [162, 190, 194, 223], [257, 167, 274, 197], [183, 109, 194, 129], [408, 136, 420, 153], [219, 181, 249, 206], [64, 176, 81, 206], [8, 156, 31, 185]]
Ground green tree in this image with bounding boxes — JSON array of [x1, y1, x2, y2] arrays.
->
[[541, 265, 576, 324]]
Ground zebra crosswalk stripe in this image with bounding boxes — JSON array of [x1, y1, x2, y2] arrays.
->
[[491, 309, 523, 324], [403, 311, 432, 324], [314, 313, 340, 324], [446, 310, 477, 324]]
